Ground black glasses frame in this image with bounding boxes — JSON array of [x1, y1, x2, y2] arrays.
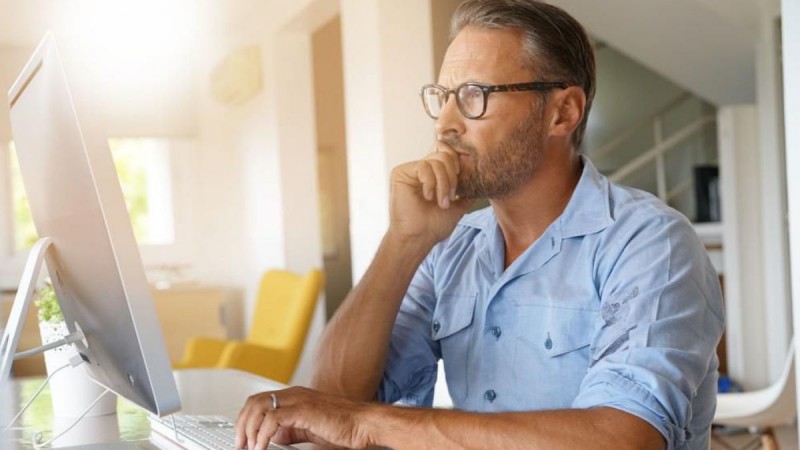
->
[[420, 81, 569, 119]]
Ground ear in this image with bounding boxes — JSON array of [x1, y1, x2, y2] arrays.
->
[[547, 86, 586, 142]]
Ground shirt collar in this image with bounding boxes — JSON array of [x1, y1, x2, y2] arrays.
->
[[559, 156, 614, 238], [457, 156, 613, 239]]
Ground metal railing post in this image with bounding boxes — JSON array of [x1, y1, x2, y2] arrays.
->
[[654, 117, 668, 202]]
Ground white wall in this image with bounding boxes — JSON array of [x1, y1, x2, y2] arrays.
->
[[782, 1, 800, 443], [340, 0, 436, 281]]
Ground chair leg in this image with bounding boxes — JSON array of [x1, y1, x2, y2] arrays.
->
[[711, 427, 780, 450], [760, 428, 779, 450]]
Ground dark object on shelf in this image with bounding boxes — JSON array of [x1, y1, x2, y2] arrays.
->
[[695, 165, 720, 223]]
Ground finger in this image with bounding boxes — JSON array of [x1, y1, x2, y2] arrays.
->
[[426, 150, 459, 199], [255, 413, 279, 450], [434, 141, 461, 175], [416, 161, 436, 201], [245, 407, 268, 450], [234, 408, 246, 448], [235, 401, 256, 449], [426, 159, 452, 208]]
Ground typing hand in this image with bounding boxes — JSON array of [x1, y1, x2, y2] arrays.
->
[[388, 141, 474, 248], [234, 386, 377, 450]]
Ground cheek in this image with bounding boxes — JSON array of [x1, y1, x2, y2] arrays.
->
[[465, 121, 508, 154]]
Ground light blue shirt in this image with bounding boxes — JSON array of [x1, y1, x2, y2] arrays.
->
[[377, 157, 724, 450]]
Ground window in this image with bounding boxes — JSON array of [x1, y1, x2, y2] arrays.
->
[[107, 138, 175, 245], [7, 138, 176, 251]]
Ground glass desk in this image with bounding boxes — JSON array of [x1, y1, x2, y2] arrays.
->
[[1, 369, 313, 449]]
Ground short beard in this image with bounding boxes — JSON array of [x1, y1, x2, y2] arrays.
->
[[442, 109, 544, 200]]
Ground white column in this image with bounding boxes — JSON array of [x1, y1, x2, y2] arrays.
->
[[718, 105, 768, 389], [273, 33, 324, 273], [340, 0, 435, 281], [756, 1, 792, 382], [272, 31, 326, 386], [781, 1, 800, 443]]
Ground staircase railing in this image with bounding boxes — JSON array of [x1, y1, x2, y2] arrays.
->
[[594, 92, 717, 205], [591, 92, 692, 161]]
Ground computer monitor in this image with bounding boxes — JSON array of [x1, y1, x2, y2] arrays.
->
[[0, 33, 181, 416]]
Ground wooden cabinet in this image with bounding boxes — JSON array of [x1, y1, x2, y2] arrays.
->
[[0, 291, 46, 377], [151, 285, 243, 364], [0, 286, 242, 377]]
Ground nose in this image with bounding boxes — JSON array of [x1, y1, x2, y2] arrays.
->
[[434, 93, 466, 137]]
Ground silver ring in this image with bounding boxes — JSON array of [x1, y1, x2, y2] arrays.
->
[[270, 393, 280, 411]]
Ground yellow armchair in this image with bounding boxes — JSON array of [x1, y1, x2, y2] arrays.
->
[[175, 269, 324, 383], [176, 337, 229, 368]]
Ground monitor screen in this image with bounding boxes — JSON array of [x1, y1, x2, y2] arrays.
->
[[2, 33, 181, 416]]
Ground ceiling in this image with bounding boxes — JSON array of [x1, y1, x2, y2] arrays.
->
[[550, 0, 765, 105], [0, 0, 232, 48], [0, 0, 769, 106]]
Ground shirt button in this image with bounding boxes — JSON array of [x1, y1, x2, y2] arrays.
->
[[490, 326, 502, 339], [484, 389, 497, 402], [432, 321, 441, 334], [545, 333, 553, 350]]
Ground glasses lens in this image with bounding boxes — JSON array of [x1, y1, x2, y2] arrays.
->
[[422, 86, 446, 118], [457, 84, 485, 118]]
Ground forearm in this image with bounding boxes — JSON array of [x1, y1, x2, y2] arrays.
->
[[366, 406, 665, 450], [311, 231, 433, 400]]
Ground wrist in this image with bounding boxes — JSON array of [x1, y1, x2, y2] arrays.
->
[[357, 403, 424, 448], [384, 227, 438, 256]]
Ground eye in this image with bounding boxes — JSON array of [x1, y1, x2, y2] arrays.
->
[[462, 86, 482, 99]]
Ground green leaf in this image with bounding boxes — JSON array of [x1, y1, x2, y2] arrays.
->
[[34, 284, 63, 324]]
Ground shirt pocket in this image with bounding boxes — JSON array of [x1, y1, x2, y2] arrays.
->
[[432, 293, 478, 405], [514, 304, 596, 409]]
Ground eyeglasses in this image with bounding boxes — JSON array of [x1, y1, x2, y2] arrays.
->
[[420, 81, 568, 120]]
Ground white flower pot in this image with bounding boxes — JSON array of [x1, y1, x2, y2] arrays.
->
[[38, 321, 117, 418]]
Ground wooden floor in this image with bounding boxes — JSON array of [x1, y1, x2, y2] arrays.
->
[[711, 425, 797, 450]]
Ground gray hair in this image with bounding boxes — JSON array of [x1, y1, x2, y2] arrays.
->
[[451, 0, 596, 150]]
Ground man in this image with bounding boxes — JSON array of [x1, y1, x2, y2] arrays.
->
[[236, 1, 724, 449]]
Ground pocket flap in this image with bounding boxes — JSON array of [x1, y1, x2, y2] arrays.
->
[[549, 336, 591, 357], [517, 306, 594, 357], [431, 293, 478, 340]]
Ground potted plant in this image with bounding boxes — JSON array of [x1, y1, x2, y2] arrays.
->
[[35, 283, 116, 418]]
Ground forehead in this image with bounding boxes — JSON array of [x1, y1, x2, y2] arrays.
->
[[439, 26, 531, 86]]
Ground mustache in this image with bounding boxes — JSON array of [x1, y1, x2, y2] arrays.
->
[[439, 135, 478, 156]]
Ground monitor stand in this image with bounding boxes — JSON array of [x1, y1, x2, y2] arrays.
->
[[0, 237, 84, 384]]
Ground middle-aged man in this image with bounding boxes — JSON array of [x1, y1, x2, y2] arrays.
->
[[236, 1, 724, 449]]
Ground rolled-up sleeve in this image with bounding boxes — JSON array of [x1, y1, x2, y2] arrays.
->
[[572, 215, 725, 449], [377, 250, 441, 406]]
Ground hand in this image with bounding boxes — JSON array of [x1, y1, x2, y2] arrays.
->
[[234, 386, 378, 450], [388, 142, 474, 247]]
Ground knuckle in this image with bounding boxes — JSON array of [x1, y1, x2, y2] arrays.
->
[[391, 165, 404, 177]]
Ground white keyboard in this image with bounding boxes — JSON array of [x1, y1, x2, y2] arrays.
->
[[148, 414, 298, 450]]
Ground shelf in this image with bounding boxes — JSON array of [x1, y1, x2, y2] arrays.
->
[[693, 221, 723, 240]]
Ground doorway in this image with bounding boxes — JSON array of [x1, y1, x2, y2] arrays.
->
[[312, 16, 353, 319]]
